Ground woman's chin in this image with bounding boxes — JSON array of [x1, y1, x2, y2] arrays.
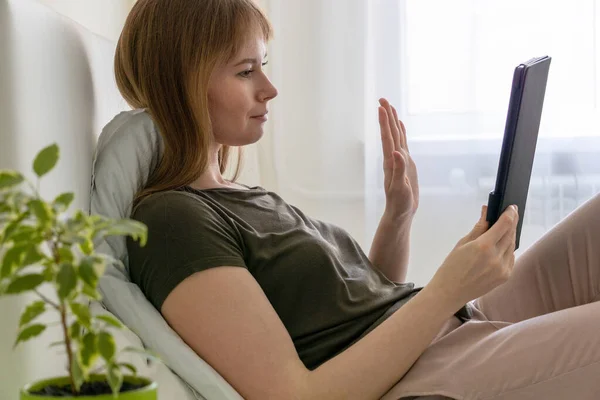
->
[[246, 128, 265, 143], [224, 131, 264, 147]]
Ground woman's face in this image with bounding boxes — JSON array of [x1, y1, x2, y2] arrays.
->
[[207, 35, 278, 146]]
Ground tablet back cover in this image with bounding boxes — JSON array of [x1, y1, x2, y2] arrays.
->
[[488, 56, 551, 249]]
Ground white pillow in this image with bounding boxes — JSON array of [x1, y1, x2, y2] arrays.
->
[[89, 109, 243, 400]]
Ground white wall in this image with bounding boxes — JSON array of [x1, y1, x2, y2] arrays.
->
[[36, 0, 267, 43], [36, 0, 135, 41], [1, 2, 132, 398], [0, 2, 270, 398]]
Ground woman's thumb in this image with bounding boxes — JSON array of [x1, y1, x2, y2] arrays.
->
[[470, 205, 489, 238], [457, 205, 489, 247]]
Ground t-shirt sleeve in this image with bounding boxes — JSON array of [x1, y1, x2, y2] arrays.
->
[[126, 191, 247, 311]]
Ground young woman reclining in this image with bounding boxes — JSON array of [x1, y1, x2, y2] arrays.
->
[[119, 1, 600, 398]]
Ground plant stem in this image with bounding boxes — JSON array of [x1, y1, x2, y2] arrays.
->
[[59, 302, 78, 395], [34, 289, 60, 310], [48, 235, 78, 395], [26, 180, 40, 200]]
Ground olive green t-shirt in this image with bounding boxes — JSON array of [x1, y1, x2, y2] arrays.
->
[[126, 185, 430, 370]]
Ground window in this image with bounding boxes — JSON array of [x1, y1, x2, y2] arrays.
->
[[401, 0, 600, 141]]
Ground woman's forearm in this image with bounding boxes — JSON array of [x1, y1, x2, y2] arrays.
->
[[368, 212, 413, 283], [303, 283, 461, 400]]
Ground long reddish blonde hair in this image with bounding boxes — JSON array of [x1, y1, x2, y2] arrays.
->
[[114, 0, 272, 208]]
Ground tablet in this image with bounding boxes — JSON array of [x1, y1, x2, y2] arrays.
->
[[486, 56, 551, 250]]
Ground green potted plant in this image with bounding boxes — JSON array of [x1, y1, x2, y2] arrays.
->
[[0, 143, 158, 399]]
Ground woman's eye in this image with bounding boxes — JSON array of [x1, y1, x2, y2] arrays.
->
[[239, 62, 268, 78]]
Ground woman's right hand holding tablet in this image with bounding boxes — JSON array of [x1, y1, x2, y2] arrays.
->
[[429, 204, 520, 309]]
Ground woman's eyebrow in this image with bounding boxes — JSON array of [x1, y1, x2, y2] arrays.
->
[[233, 54, 268, 66]]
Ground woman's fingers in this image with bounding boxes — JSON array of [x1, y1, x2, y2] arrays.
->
[[379, 107, 394, 168], [481, 205, 519, 245], [380, 98, 409, 153], [502, 233, 516, 263], [497, 222, 516, 255], [399, 119, 409, 153], [391, 105, 408, 151], [379, 98, 410, 163], [501, 229, 517, 276], [379, 98, 401, 152]]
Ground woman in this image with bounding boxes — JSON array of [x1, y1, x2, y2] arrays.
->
[[119, 0, 600, 399]]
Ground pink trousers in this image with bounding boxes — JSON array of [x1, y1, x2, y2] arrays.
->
[[383, 192, 600, 400]]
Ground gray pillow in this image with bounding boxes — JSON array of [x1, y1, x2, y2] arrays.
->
[[89, 109, 243, 400]]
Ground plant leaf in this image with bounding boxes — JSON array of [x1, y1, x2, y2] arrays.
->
[[19, 300, 46, 327], [70, 354, 85, 392], [80, 332, 98, 368], [78, 256, 105, 289], [6, 273, 45, 294], [0, 197, 12, 211], [21, 245, 44, 268], [92, 253, 119, 272], [78, 259, 97, 288], [0, 170, 24, 190], [98, 219, 147, 247], [28, 199, 53, 227], [69, 321, 82, 340], [8, 224, 40, 244], [70, 303, 92, 329], [81, 284, 102, 301], [1, 213, 29, 244], [14, 324, 46, 348], [53, 192, 74, 213], [1, 243, 28, 279], [117, 362, 137, 377], [90, 215, 111, 231], [42, 264, 55, 282], [78, 237, 93, 256], [97, 331, 116, 363], [49, 340, 66, 348], [56, 263, 77, 300], [7, 192, 31, 213], [96, 315, 123, 329], [57, 247, 74, 264], [33, 144, 59, 178], [0, 280, 8, 295], [121, 346, 162, 365], [107, 363, 123, 397]]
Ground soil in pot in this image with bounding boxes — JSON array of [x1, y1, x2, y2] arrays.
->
[[30, 380, 146, 397]]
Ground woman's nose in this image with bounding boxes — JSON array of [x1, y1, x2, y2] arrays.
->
[[261, 83, 278, 102]]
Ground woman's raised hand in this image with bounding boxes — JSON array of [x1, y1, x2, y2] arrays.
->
[[378, 98, 419, 220]]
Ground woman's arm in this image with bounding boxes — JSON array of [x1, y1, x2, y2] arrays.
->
[[368, 212, 413, 283], [162, 266, 461, 400], [370, 98, 419, 283]]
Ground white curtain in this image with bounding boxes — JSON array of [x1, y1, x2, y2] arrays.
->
[[265, 0, 371, 251], [265, 0, 600, 287]]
